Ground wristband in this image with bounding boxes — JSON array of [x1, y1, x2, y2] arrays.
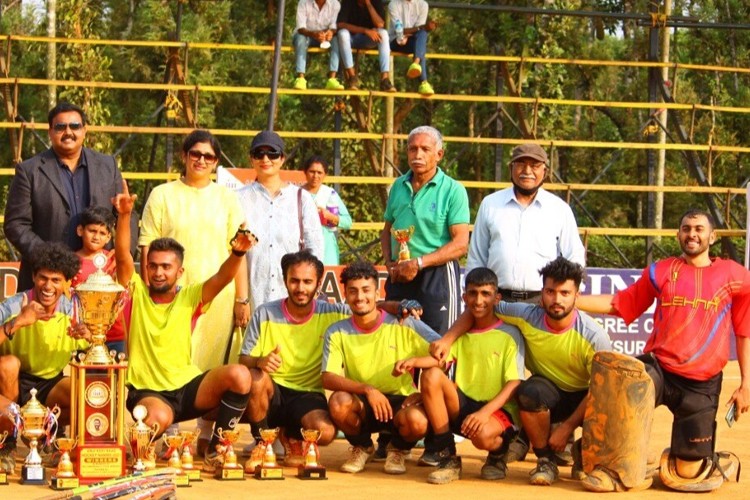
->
[[417, 257, 424, 271], [232, 249, 247, 257], [235, 297, 250, 305]]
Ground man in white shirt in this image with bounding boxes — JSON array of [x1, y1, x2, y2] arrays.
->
[[293, 0, 345, 91], [387, 0, 436, 96], [465, 143, 585, 464]]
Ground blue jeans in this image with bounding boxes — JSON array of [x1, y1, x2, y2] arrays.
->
[[390, 29, 428, 81], [337, 28, 390, 73], [293, 33, 340, 74]]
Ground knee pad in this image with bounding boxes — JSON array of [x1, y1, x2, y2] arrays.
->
[[671, 409, 716, 460]]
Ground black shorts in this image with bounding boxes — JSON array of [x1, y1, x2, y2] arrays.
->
[[18, 372, 64, 406], [267, 382, 328, 439], [385, 260, 461, 335], [126, 372, 208, 424], [358, 393, 408, 435], [450, 389, 516, 438], [639, 354, 722, 460], [516, 375, 588, 423]]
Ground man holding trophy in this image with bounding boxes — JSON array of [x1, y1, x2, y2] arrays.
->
[[111, 181, 256, 474], [0, 243, 91, 475]]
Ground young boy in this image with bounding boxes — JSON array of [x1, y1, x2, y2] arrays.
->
[[71, 206, 126, 354], [395, 267, 525, 484]]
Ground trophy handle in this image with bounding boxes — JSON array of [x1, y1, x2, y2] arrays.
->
[[149, 423, 160, 445]]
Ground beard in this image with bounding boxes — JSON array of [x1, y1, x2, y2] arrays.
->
[[544, 303, 574, 321], [289, 292, 315, 308]]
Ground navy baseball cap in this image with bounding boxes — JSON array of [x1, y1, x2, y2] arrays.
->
[[250, 130, 285, 154]]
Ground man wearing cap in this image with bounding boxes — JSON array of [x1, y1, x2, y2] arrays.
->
[[236, 131, 324, 312], [464, 142, 585, 463]]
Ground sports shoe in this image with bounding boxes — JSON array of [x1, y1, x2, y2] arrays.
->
[[407, 62, 422, 79], [481, 453, 507, 480], [503, 434, 529, 463], [529, 457, 559, 485], [427, 455, 462, 484], [282, 436, 305, 467], [325, 77, 344, 90], [380, 78, 397, 93], [418, 449, 440, 467], [418, 81, 435, 96], [383, 447, 407, 475], [346, 75, 361, 90], [293, 76, 307, 90], [273, 438, 286, 460], [340, 446, 373, 473], [202, 451, 224, 474], [0, 439, 16, 474], [243, 442, 266, 474]]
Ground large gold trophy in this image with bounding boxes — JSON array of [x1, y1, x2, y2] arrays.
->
[[70, 253, 128, 483], [14, 389, 61, 485]]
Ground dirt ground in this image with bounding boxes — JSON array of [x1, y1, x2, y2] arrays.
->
[[4, 361, 747, 499]]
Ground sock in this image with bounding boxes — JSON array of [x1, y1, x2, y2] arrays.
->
[[208, 390, 251, 452], [534, 446, 554, 460], [195, 417, 212, 439], [433, 431, 456, 456]]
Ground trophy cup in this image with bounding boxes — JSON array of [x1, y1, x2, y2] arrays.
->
[[390, 226, 415, 262], [297, 429, 327, 480], [16, 389, 61, 485], [254, 428, 284, 480], [70, 253, 129, 482], [163, 433, 189, 487], [0, 430, 9, 485], [126, 405, 160, 473], [179, 429, 202, 481], [214, 427, 244, 481], [50, 438, 79, 490]]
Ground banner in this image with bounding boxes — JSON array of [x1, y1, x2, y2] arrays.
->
[[746, 184, 749, 268]]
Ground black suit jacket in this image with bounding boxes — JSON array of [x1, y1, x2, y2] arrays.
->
[[3, 147, 138, 290]]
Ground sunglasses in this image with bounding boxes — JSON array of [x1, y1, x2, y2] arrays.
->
[[252, 150, 282, 160], [188, 150, 219, 163], [52, 122, 84, 133]]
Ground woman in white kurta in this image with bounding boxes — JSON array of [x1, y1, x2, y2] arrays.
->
[[138, 130, 248, 370]]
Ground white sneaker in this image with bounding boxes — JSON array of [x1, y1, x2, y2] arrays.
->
[[340, 446, 374, 473], [384, 448, 407, 475]]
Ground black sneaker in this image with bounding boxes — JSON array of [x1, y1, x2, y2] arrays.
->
[[481, 453, 508, 480], [417, 449, 440, 467], [427, 455, 462, 484], [379, 78, 397, 93]]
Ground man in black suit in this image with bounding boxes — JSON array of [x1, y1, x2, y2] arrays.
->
[[4, 102, 132, 291]]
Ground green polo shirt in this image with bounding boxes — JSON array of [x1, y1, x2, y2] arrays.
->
[[384, 168, 470, 257]]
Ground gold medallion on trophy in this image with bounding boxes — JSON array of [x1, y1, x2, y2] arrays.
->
[[0, 430, 9, 485], [50, 438, 79, 490], [214, 427, 244, 481], [390, 226, 415, 262], [297, 428, 327, 480], [254, 427, 284, 480], [163, 433, 190, 487], [70, 252, 129, 483], [14, 389, 61, 485], [126, 405, 160, 473], [179, 429, 202, 481]]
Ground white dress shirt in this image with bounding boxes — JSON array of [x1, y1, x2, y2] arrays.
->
[[387, 0, 429, 39], [295, 0, 341, 33]]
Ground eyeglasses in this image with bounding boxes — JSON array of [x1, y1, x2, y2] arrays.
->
[[511, 160, 545, 170], [52, 122, 84, 133], [252, 150, 282, 160], [188, 150, 218, 163]]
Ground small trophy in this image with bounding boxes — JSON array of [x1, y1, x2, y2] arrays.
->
[[163, 433, 189, 487], [297, 429, 327, 480], [179, 429, 202, 481], [126, 405, 160, 473], [15, 389, 61, 485], [0, 431, 9, 485], [215, 428, 244, 481], [50, 438, 79, 490], [254, 428, 284, 480], [391, 226, 415, 262]]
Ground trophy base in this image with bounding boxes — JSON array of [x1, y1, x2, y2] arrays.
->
[[184, 468, 203, 481], [50, 475, 80, 490], [298, 465, 327, 480], [20, 464, 47, 485], [216, 466, 245, 481], [172, 474, 191, 487], [0, 471, 7, 485], [255, 464, 285, 480]]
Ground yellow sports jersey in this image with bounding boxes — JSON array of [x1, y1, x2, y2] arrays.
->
[[241, 299, 351, 393], [322, 311, 441, 396], [0, 292, 87, 379], [449, 317, 525, 421], [496, 302, 612, 392], [125, 275, 204, 391]]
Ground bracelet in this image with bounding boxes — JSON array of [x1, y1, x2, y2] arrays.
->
[[235, 297, 250, 305], [232, 249, 246, 257], [417, 257, 424, 271]]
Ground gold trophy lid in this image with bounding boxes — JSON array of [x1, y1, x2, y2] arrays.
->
[[20, 388, 46, 419], [74, 253, 125, 293]]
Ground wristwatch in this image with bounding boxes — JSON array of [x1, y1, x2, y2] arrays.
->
[[235, 297, 250, 305]]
